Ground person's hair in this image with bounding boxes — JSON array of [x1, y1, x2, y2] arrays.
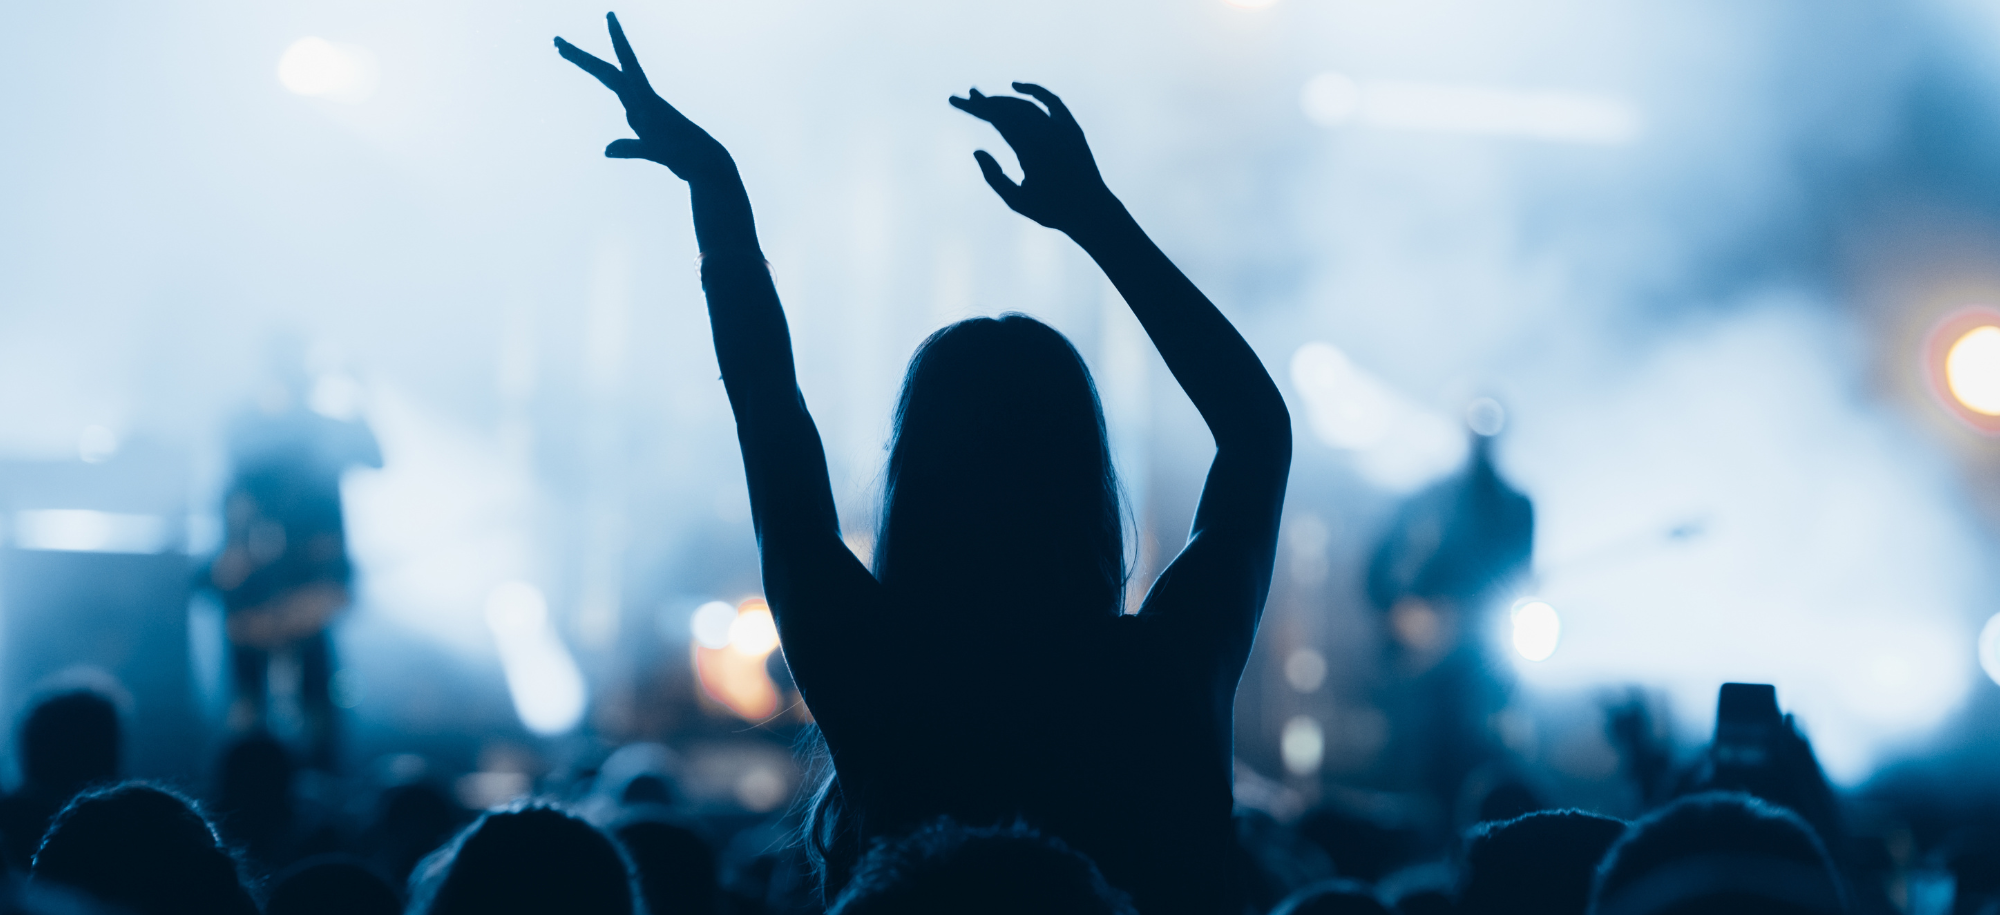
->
[[613, 816, 719, 915], [1459, 809, 1626, 915], [19, 690, 119, 794], [828, 819, 1135, 915], [29, 782, 258, 915], [1591, 792, 1846, 915], [406, 803, 636, 915], [875, 315, 1125, 617], [1271, 879, 1392, 915], [265, 855, 401, 915]]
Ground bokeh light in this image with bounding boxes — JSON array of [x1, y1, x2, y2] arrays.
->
[[1945, 325, 2000, 416], [728, 602, 781, 656], [1280, 716, 1324, 775], [1923, 306, 2000, 434], [694, 598, 784, 721], [1511, 600, 1561, 662], [1284, 648, 1327, 693], [277, 37, 378, 103], [690, 600, 737, 650]]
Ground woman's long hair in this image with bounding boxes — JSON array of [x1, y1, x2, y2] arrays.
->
[[873, 314, 1125, 620], [802, 315, 1126, 896]]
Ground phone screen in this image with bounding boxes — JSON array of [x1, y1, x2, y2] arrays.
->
[[1712, 682, 1780, 769]]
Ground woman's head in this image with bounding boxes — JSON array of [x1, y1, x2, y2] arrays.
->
[[877, 315, 1123, 616]]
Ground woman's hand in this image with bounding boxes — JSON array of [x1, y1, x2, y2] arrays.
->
[[556, 13, 735, 184], [950, 83, 1121, 234]]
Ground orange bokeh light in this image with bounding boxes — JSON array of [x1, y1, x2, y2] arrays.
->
[[1923, 306, 2000, 436], [693, 598, 783, 721]]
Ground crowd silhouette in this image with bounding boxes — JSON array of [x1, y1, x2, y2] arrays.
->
[[0, 11, 1994, 915]]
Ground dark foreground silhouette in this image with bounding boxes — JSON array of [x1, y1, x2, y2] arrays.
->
[[559, 13, 1291, 914]]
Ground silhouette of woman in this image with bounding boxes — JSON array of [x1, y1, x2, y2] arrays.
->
[[559, 16, 1291, 914]]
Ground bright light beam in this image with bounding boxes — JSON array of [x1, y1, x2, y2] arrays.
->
[[1981, 613, 2000, 688], [484, 582, 588, 736], [12, 510, 171, 554]]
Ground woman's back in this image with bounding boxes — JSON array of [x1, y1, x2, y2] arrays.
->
[[558, 25, 1290, 913]]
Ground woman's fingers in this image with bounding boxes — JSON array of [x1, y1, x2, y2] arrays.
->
[[605, 138, 652, 159], [1011, 82, 1076, 128], [605, 12, 651, 89], [555, 37, 624, 93], [973, 150, 1024, 206], [948, 91, 996, 123]]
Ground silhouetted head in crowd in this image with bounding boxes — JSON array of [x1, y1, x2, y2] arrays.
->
[[30, 783, 257, 915], [266, 855, 400, 915], [1460, 809, 1626, 915], [614, 817, 718, 915], [595, 742, 680, 811], [19, 692, 119, 796], [362, 780, 463, 884], [1591, 792, 1846, 915], [1271, 880, 1392, 915], [213, 732, 295, 852], [828, 819, 1135, 915], [407, 803, 636, 915], [876, 315, 1123, 618]]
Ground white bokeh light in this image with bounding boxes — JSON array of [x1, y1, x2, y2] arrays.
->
[[1945, 325, 2000, 416], [1280, 716, 1324, 775], [277, 38, 379, 104], [690, 601, 737, 650], [1511, 600, 1561, 662], [728, 605, 780, 656]]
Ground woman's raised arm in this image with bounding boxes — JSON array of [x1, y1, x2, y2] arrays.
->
[[558, 15, 872, 618], [952, 84, 1291, 646]]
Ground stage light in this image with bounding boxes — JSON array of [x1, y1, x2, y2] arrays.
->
[[690, 600, 736, 649], [729, 601, 780, 656], [277, 37, 378, 104], [1510, 600, 1560, 662], [78, 425, 117, 464], [1981, 613, 2000, 688], [1945, 325, 2000, 416], [1280, 715, 1324, 775], [1285, 648, 1327, 693], [484, 582, 589, 736]]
